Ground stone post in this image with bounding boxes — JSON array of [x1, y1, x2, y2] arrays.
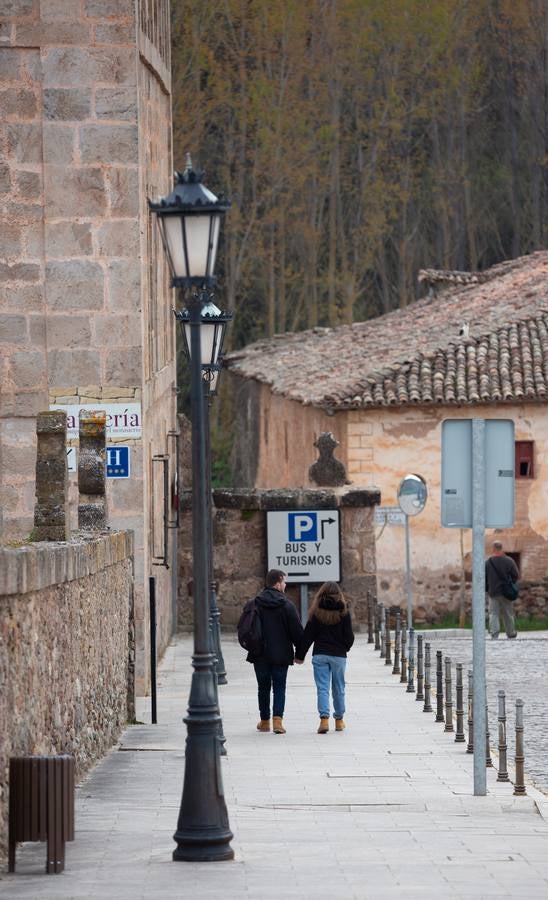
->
[[33, 410, 69, 541], [78, 410, 107, 529]]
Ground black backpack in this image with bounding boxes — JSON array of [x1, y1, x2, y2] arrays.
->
[[237, 598, 264, 655]]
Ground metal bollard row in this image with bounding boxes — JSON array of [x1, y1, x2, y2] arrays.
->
[[368, 625, 528, 797]]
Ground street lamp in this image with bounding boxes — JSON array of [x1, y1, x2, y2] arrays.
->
[[149, 155, 233, 862], [175, 297, 232, 685]]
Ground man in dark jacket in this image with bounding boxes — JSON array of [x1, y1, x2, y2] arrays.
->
[[485, 540, 519, 640], [244, 569, 303, 734]]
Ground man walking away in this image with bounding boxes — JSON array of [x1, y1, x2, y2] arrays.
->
[[241, 569, 303, 734], [485, 541, 519, 640]]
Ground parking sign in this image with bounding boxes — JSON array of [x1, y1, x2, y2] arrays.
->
[[266, 510, 340, 583]]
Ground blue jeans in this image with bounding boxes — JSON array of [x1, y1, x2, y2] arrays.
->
[[254, 662, 288, 719], [312, 654, 346, 719]]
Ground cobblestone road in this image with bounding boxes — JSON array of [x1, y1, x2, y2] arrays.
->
[[415, 631, 548, 793]]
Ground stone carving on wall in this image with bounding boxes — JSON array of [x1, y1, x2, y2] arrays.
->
[[309, 432, 351, 487]]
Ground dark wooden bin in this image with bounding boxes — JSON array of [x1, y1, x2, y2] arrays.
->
[[8, 755, 75, 874]]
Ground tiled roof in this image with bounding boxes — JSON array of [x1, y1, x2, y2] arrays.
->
[[226, 252, 548, 410]]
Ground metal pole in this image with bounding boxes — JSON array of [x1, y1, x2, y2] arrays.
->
[[497, 690, 509, 782], [300, 584, 309, 624], [444, 657, 454, 732], [455, 663, 465, 742], [435, 651, 444, 722], [416, 634, 424, 701], [149, 576, 157, 725], [423, 642, 432, 712], [513, 698, 526, 795], [405, 514, 413, 631], [203, 384, 227, 686], [486, 704, 493, 767], [367, 591, 374, 643], [400, 625, 407, 684], [384, 608, 392, 666], [406, 627, 415, 692], [373, 599, 381, 651], [392, 609, 401, 675], [466, 669, 474, 753], [173, 292, 233, 862], [472, 418, 487, 795]]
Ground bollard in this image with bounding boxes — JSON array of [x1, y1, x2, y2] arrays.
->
[[513, 698, 526, 795], [384, 608, 392, 666], [455, 663, 465, 742], [400, 625, 408, 684], [379, 603, 386, 658], [497, 690, 510, 782], [367, 591, 374, 644], [406, 628, 415, 693], [373, 601, 381, 651], [486, 704, 493, 767], [435, 651, 444, 722], [392, 609, 401, 675], [444, 657, 454, 732], [466, 670, 474, 753], [416, 634, 424, 701], [423, 642, 433, 712]]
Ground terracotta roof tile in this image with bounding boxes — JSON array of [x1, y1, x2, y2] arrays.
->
[[226, 252, 548, 410]]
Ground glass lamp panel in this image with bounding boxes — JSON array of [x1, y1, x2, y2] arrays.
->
[[185, 214, 214, 278], [207, 216, 221, 277], [183, 321, 192, 358], [200, 320, 218, 368], [162, 216, 187, 278]]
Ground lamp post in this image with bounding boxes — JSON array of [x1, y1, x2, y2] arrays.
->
[[149, 155, 233, 862], [176, 298, 232, 685]]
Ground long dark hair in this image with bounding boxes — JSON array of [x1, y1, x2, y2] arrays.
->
[[308, 581, 347, 622]]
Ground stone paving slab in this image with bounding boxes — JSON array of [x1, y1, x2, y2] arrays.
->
[[2, 633, 548, 899]]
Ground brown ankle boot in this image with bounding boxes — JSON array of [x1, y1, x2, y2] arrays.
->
[[317, 717, 329, 734], [272, 716, 286, 734], [335, 718, 345, 732], [257, 719, 270, 732]]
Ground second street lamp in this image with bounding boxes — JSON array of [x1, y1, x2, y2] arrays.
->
[[175, 298, 232, 686], [149, 156, 233, 862]]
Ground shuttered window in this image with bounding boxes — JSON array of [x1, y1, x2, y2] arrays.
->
[[515, 441, 534, 478]]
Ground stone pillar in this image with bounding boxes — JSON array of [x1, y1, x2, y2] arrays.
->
[[33, 410, 69, 541], [78, 410, 107, 529]]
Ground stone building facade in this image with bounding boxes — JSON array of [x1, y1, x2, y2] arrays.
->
[[227, 253, 548, 622], [0, 0, 177, 690]]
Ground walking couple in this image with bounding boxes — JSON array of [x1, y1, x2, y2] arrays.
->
[[239, 569, 354, 735]]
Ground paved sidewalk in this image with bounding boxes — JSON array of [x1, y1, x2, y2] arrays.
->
[[3, 634, 548, 899]]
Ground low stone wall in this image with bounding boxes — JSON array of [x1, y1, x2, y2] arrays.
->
[[0, 530, 134, 865], [178, 487, 380, 631]]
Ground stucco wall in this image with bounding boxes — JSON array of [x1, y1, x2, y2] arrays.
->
[[347, 404, 548, 620], [232, 373, 548, 620], [177, 487, 380, 632], [0, 530, 134, 864]]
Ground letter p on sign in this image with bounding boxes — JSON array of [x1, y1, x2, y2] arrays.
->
[[288, 513, 317, 542]]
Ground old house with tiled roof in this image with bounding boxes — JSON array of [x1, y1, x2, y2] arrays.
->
[[226, 251, 548, 619]]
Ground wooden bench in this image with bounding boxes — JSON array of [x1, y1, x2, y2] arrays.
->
[[9, 755, 75, 874]]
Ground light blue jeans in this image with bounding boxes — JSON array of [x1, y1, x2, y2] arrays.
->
[[312, 654, 346, 719]]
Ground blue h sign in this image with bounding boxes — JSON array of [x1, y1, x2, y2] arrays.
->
[[288, 512, 317, 542], [106, 446, 130, 478]]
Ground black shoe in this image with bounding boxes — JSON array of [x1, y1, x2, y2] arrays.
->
[[508, 634, 517, 639]]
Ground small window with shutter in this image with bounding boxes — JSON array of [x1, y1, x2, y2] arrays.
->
[[515, 441, 534, 478]]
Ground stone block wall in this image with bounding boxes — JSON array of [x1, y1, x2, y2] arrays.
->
[[0, 530, 134, 864], [178, 487, 380, 631]]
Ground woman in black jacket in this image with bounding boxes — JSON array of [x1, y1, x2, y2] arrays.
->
[[295, 582, 354, 733]]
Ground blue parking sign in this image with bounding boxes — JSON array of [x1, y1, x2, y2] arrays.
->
[[106, 446, 130, 478], [288, 512, 317, 542]]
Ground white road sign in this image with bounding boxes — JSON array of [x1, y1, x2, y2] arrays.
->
[[375, 506, 406, 526], [266, 509, 340, 583]]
